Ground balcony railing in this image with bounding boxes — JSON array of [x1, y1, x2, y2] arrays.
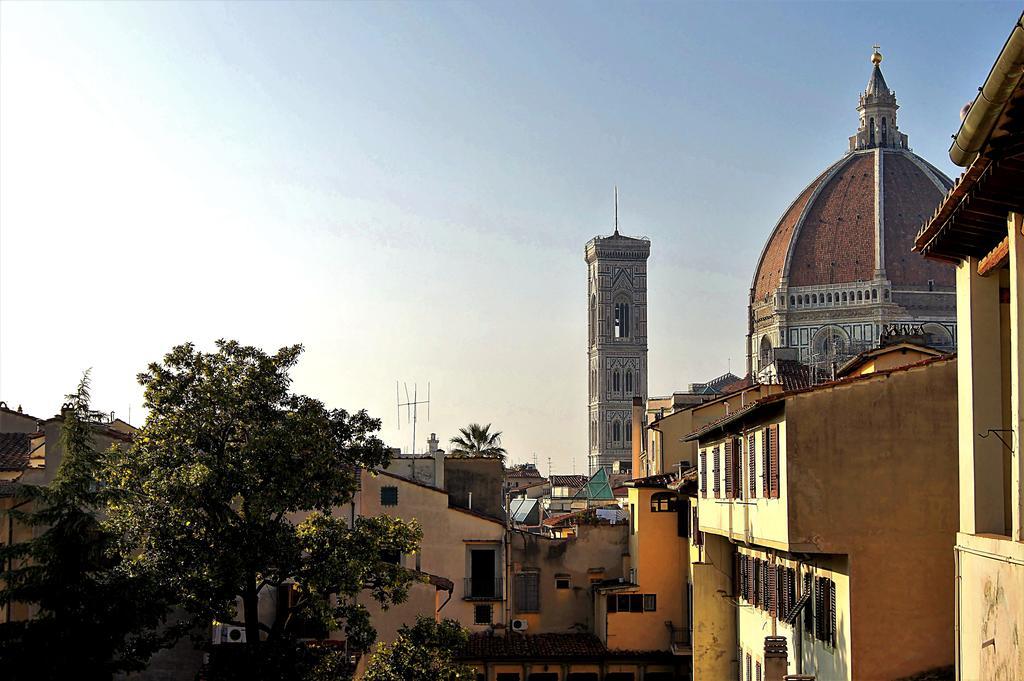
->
[[463, 577, 503, 601], [666, 622, 692, 655]]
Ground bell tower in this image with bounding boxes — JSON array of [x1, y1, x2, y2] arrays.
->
[[850, 47, 909, 151], [584, 191, 651, 475]]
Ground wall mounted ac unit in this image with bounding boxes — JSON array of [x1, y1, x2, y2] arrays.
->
[[212, 624, 247, 644], [511, 619, 529, 632]]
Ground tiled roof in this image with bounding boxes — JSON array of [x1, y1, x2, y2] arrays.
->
[[627, 472, 678, 488], [0, 433, 31, 471], [505, 468, 544, 479], [550, 474, 588, 488], [457, 633, 675, 661], [774, 359, 814, 391], [686, 354, 955, 441], [883, 152, 955, 286]]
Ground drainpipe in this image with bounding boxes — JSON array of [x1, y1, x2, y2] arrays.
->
[[955, 548, 962, 681]]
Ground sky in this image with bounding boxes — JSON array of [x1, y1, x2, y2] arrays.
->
[[0, 1, 1019, 473]]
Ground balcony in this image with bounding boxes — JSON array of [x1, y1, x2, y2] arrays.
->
[[666, 621, 692, 655], [463, 577, 503, 601]]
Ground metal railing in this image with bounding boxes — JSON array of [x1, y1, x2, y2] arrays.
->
[[463, 577, 503, 600], [666, 621, 692, 653]]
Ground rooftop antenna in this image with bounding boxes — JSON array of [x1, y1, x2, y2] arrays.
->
[[547, 456, 552, 480], [613, 186, 619, 235], [396, 381, 430, 454]]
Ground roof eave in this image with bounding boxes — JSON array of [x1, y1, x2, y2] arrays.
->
[[949, 12, 1024, 167]]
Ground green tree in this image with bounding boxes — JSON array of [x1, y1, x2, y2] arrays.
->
[[0, 373, 175, 680], [448, 423, 507, 460], [102, 340, 423, 675], [362, 617, 474, 681]]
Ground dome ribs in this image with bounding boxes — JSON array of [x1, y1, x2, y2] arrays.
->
[[789, 153, 876, 287]]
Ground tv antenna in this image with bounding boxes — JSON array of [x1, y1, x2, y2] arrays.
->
[[396, 381, 430, 454]]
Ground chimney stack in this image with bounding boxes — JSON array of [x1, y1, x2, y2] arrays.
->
[[631, 396, 644, 478], [430, 433, 445, 489], [764, 636, 789, 681]]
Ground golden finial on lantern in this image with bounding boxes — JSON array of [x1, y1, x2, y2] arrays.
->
[[871, 45, 882, 65]]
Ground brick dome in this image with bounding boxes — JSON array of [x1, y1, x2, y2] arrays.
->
[[751, 148, 954, 304]]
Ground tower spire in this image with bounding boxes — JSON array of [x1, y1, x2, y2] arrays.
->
[[613, 186, 619, 235], [849, 46, 907, 151]]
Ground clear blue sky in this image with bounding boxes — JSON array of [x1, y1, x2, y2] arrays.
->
[[1, 1, 1018, 472]]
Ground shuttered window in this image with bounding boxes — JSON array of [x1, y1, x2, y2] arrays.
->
[[769, 424, 781, 498], [735, 437, 744, 499], [761, 428, 771, 497], [734, 553, 742, 598], [700, 450, 708, 497], [752, 558, 761, 607], [767, 563, 777, 617], [755, 661, 761, 681], [677, 502, 690, 538], [747, 432, 757, 499], [813, 576, 837, 646], [724, 440, 734, 498], [515, 571, 540, 613], [692, 507, 703, 547], [746, 653, 752, 681], [803, 573, 814, 632], [830, 579, 837, 646], [712, 446, 721, 498]]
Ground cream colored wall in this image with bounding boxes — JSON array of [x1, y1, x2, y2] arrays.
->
[[510, 523, 626, 634], [955, 533, 1024, 681], [358, 472, 506, 635], [696, 421, 790, 551], [691, 527, 736, 681]]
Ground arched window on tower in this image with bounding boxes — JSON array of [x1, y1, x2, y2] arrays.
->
[[612, 420, 621, 444], [625, 370, 633, 394], [760, 335, 773, 366], [626, 419, 632, 443], [614, 299, 631, 338], [881, 117, 888, 145], [827, 293, 833, 304], [872, 289, 878, 300], [613, 370, 621, 392], [790, 295, 795, 306], [857, 291, 863, 302], [869, 117, 876, 145], [590, 295, 597, 345]]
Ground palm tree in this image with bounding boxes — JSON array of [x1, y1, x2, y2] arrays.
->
[[449, 423, 507, 461]]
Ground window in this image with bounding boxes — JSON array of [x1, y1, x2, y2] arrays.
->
[[630, 503, 635, 535], [857, 290, 862, 302], [756, 660, 762, 681], [625, 419, 632, 443], [746, 653, 752, 681], [381, 486, 398, 506], [699, 450, 708, 497], [497, 674, 520, 681], [814, 576, 837, 646], [881, 116, 888, 144], [589, 294, 597, 345], [869, 116, 875, 145], [608, 593, 652, 613], [515, 571, 540, 613], [555, 575, 571, 590], [529, 675, 558, 681], [614, 300, 631, 338], [712, 446, 721, 498], [651, 492, 676, 512], [677, 502, 690, 537], [625, 370, 633, 393], [612, 420, 621, 443], [613, 370, 621, 392], [827, 293, 832, 303], [871, 289, 877, 300], [474, 604, 493, 624], [380, 549, 401, 565], [790, 295, 795, 306]]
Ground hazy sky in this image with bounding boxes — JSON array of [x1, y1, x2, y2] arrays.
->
[[1, 1, 1018, 473]]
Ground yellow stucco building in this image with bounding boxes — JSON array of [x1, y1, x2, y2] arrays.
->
[[914, 12, 1024, 680], [688, 357, 959, 681]]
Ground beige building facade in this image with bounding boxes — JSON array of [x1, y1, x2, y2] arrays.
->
[[914, 13, 1024, 680]]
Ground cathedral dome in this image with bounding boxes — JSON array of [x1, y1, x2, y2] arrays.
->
[[751, 51, 955, 306], [748, 50, 958, 376], [751, 147, 954, 305]]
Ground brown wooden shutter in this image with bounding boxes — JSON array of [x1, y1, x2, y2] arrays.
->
[[734, 553, 742, 598], [746, 653, 752, 681], [761, 427, 771, 496], [768, 563, 777, 617], [752, 557, 760, 606], [713, 446, 721, 498], [724, 440, 734, 498], [700, 450, 707, 497], [769, 424, 781, 498], [747, 432, 756, 498], [829, 579, 837, 646], [803, 572, 814, 631], [692, 506, 703, 546], [814, 577, 824, 640]]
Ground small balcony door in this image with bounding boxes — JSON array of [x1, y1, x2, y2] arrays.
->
[[470, 548, 497, 598]]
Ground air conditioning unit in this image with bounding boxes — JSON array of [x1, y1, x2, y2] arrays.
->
[[511, 619, 529, 632], [212, 623, 247, 644]]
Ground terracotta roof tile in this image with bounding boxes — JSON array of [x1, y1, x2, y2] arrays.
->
[[457, 633, 674, 661], [0, 433, 31, 471], [550, 474, 588, 488], [883, 152, 955, 286]]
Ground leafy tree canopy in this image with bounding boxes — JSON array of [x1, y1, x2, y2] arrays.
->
[[102, 340, 423, 668], [448, 423, 507, 461], [362, 617, 474, 681]]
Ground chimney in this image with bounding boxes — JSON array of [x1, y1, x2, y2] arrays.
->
[[631, 396, 644, 478], [430, 433, 445, 489], [764, 636, 788, 681]]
